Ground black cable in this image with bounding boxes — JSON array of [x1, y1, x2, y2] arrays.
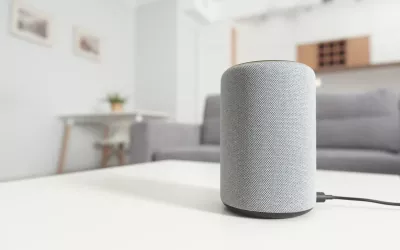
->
[[317, 192, 400, 207]]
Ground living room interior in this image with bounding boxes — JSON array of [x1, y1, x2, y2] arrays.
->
[[2, 0, 400, 248]]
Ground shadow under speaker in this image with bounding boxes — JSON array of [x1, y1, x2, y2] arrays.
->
[[220, 61, 316, 219]]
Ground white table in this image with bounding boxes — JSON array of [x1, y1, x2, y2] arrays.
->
[[1, 160, 399, 250], [57, 111, 168, 173]]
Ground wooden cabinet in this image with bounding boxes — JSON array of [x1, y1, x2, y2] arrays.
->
[[297, 36, 370, 72], [347, 36, 370, 67], [297, 44, 318, 70]]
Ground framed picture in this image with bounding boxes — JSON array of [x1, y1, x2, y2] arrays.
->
[[73, 27, 101, 62], [10, 1, 53, 46]]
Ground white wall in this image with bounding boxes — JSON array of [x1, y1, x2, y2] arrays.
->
[[176, 0, 201, 123], [176, 3, 231, 123], [134, 0, 177, 118], [0, 0, 135, 181], [238, 15, 295, 62], [135, 0, 219, 124], [195, 22, 231, 122]]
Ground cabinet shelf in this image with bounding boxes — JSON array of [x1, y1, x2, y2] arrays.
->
[[297, 36, 370, 72], [315, 61, 400, 74]]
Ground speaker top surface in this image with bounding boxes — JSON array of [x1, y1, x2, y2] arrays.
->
[[223, 60, 314, 75]]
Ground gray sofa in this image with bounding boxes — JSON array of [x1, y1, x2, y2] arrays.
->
[[130, 89, 400, 175]]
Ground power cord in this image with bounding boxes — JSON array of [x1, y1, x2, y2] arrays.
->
[[317, 192, 400, 207]]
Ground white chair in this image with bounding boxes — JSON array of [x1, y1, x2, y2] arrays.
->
[[95, 115, 144, 168], [95, 123, 131, 168]]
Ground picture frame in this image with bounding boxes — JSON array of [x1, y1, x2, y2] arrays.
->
[[73, 27, 101, 62], [10, 0, 53, 47]]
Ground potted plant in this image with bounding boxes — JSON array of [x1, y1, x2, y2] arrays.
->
[[107, 93, 127, 112]]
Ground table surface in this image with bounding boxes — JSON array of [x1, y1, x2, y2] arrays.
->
[[59, 111, 169, 124], [1, 160, 399, 250]]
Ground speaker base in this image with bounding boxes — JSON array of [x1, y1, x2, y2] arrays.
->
[[224, 203, 312, 219]]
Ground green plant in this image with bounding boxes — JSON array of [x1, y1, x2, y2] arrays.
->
[[107, 93, 127, 104]]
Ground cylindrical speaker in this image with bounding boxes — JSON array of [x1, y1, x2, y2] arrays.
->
[[220, 60, 316, 219]]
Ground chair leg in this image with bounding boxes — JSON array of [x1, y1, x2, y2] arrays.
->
[[101, 146, 111, 168], [117, 144, 126, 166]]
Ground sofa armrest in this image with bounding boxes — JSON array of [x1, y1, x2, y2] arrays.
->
[[130, 121, 201, 164]]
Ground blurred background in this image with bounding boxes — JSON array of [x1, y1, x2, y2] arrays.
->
[[2, 0, 400, 181]]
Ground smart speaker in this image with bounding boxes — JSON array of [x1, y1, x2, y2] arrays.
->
[[220, 60, 316, 219]]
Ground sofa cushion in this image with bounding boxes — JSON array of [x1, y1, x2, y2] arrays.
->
[[202, 95, 221, 145], [202, 119, 220, 145], [317, 89, 400, 152], [153, 146, 220, 163], [317, 148, 400, 175]]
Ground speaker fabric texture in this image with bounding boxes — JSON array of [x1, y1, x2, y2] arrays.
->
[[220, 61, 316, 219]]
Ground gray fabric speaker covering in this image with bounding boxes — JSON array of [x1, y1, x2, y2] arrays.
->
[[220, 61, 316, 214], [202, 95, 221, 145], [317, 89, 400, 152]]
